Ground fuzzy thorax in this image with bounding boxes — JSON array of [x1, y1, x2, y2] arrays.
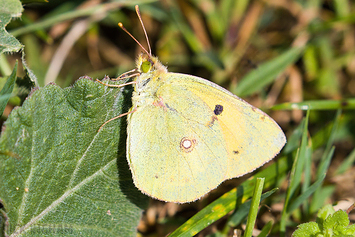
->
[[132, 54, 168, 108]]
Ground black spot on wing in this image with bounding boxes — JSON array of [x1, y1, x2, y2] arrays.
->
[[214, 104, 223, 115]]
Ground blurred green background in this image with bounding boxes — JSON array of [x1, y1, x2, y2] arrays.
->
[[1, 0, 355, 236]]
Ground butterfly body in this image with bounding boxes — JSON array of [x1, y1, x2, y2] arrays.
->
[[126, 54, 286, 203]]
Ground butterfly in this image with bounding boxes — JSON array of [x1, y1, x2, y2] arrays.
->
[[97, 5, 286, 203]]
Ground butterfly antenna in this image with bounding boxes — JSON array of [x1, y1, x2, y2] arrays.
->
[[118, 22, 150, 56], [135, 5, 152, 56]]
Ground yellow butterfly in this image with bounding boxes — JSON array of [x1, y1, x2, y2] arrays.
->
[[98, 5, 286, 203]]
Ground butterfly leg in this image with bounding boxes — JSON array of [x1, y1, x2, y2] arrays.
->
[[98, 108, 137, 132], [95, 79, 136, 88], [112, 69, 140, 81]]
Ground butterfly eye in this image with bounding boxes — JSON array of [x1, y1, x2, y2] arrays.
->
[[141, 60, 152, 73]]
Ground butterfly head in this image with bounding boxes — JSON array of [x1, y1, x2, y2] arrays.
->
[[136, 53, 167, 75]]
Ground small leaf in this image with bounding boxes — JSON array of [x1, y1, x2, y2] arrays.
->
[[293, 206, 355, 237], [0, 78, 148, 236], [292, 222, 321, 237], [0, 61, 17, 116], [0, 0, 23, 17], [21, 52, 39, 87], [316, 204, 336, 231], [323, 210, 352, 236], [0, 0, 24, 54]]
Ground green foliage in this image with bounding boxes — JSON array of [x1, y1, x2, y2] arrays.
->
[[233, 47, 304, 97], [273, 99, 355, 110], [292, 205, 355, 237], [169, 166, 283, 236], [0, 61, 17, 116], [244, 178, 265, 237], [0, 78, 148, 236], [1, 0, 355, 236], [0, 0, 23, 54]]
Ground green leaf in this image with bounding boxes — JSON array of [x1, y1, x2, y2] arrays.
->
[[292, 205, 355, 237], [233, 46, 304, 97], [287, 172, 326, 214], [303, 44, 319, 80], [244, 178, 264, 237], [0, 78, 148, 236], [257, 220, 273, 237], [0, 0, 23, 16], [280, 110, 310, 235], [316, 204, 336, 232], [21, 51, 39, 87], [272, 98, 355, 110], [0, 61, 17, 116], [310, 110, 341, 214], [228, 188, 278, 227], [0, 0, 23, 54], [292, 222, 321, 237], [323, 210, 355, 236], [335, 148, 355, 175], [291, 111, 310, 197], [20, 0, 48, 4], [282, 119, 304, 154]]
